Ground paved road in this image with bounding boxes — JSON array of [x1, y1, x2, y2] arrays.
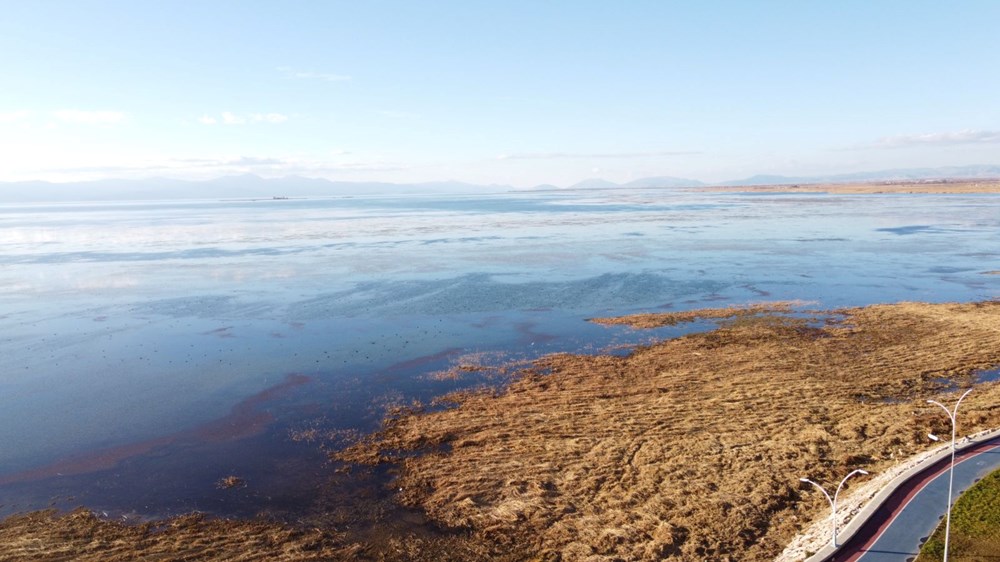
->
[[823, 436, 1000, 562]]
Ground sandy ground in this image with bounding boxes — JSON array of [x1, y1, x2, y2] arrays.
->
[[338, 300, 1000, 561], [699, 179, 1000, 194], [3, 300, 1000, 561]]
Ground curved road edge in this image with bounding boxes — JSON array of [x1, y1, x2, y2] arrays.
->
[[799, 426, 1000, 562]]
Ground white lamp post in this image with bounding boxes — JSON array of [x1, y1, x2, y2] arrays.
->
[[927, 387, 973, 562], [799, 469, 870, 548]]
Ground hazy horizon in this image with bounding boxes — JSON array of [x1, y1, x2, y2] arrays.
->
[[2, 162, 1000, 192]]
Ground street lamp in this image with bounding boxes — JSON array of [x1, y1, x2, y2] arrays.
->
[[799, 469, 870, 548], [927, 387, 973, 562]]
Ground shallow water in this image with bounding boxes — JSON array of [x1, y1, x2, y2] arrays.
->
[[1, 188, 998, 519]]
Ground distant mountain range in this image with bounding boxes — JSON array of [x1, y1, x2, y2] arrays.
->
[[560, 164, 1000, 190], [717, 164, 1000, 186], [1, 165, 999, 203]]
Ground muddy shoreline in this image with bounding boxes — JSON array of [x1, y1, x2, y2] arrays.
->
[[3, 300, 1000, 561]]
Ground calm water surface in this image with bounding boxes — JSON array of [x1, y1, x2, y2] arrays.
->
[[1, 188, 998, 520]]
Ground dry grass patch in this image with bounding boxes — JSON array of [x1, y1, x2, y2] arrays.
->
[[590, 301, 808, 329], [0, 509, 357, 562], [0, 507, 531, 562], [339, 300, 1000, 561]]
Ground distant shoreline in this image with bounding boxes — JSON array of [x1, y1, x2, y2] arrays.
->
[[699, 178, 1000, 194]]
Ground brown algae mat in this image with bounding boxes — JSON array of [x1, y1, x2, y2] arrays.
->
[[338, 300, 1000, 561]]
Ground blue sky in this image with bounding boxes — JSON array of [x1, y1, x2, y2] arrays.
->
[[1, 0, 999, 186]]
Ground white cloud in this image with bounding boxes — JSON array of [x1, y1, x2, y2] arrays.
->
[[221, 112, 247, 125], [874, 129, 1000, 148], [250, 113, 288, 124], [227, 156, 284, 166], [198, 112, 288, 125], [21, 154, 409, 181], [497, 150, 700, 160], [318, 160, 408, 172], [277, 66, 352, 82], [52, 109, 125, 125], [0, 110, 31, 123]]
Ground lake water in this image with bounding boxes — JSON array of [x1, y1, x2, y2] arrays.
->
[[1, 188, 998, 521]]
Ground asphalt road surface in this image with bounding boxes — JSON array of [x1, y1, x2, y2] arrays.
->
[[824, 436, 1000, 562]]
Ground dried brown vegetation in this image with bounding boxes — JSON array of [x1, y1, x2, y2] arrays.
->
[[422, 351, 524, 382], [0, 506, 525, 562], [338, 300, 1000, 561], [0, 509, 354, 562], [590, 300, 806, 329], [216, 475, 247, 490]]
